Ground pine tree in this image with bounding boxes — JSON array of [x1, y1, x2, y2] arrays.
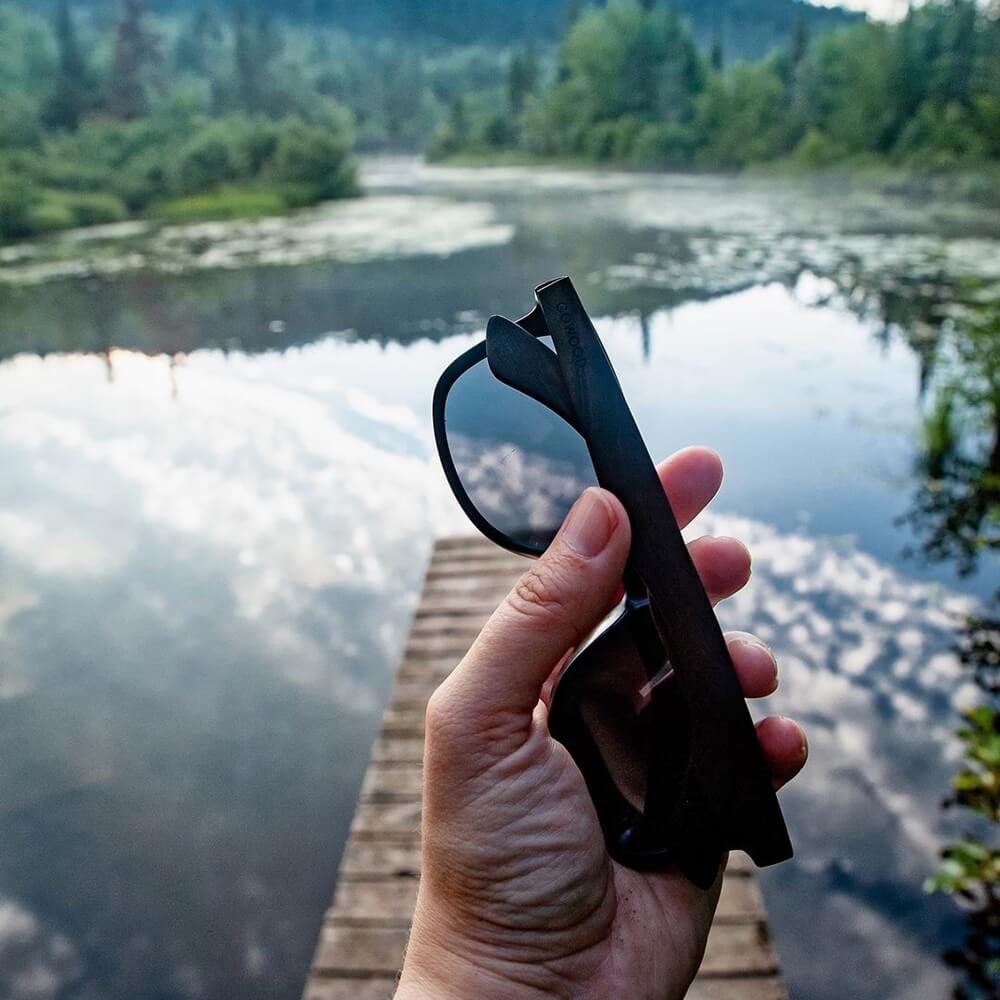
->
[[941, 0, 978, 108], [109, 0, 160, 120], [509, 42, 540, 114], [46, 0, 90, 130], [710, 32, 724, 71], [233, 6, 259, 112], [791, 9, 809, 70], [175, 9, 220, 76]]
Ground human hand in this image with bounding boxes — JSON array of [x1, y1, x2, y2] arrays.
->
[[396, 447, 807, 1000]]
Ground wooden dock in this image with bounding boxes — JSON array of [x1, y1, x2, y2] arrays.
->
[[304, 537, 788, 1000]]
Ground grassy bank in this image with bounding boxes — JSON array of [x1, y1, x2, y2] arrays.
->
[[0, 109, 360, 242]]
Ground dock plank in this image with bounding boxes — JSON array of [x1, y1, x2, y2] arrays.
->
[[304, 538, 788, 1000]]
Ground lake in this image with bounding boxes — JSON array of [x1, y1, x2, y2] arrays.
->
[[0, 158, 997, 1000]]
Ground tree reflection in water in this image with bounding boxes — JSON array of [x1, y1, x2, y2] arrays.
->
[[896, 290, 1000, 999]]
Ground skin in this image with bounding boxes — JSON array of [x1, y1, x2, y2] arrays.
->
[[396, 447, 808, 1000]]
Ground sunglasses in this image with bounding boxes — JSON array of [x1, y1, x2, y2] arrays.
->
[[433, 277, 792, 888]]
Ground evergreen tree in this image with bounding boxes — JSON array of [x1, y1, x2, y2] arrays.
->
[[509, 42, 540, 114], [46, 0, 90, 130], [233, 6, 259, 112], [175, 9, 221, 76], [109, 0, 160, 120], [791, 9, 809, 70], [710, 32, 724, 72], [939, 0, 978, 108]]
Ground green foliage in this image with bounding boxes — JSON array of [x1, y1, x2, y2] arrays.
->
[[896, 101, 990, 167], [632, 122, 701, 167], [913, 292, 1000, 998], [696, 60, 788, 167], [156, 185, 289, 222], [0, 99, 357, 239], [1, 0, 998, 238], [795, 22, 901, 155], [171, 119, 252, 195], [108, 0, 161, 121], [950, 706, 1000, 824], [560, 3, 703, 132], [793, 127, 845, 168], [432, 0, 1000, 175], [268, 112, 358, 199], [47, 190, 128, 227], [0, 170, 42, 240]]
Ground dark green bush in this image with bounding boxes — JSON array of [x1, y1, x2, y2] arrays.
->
[[268, 112, 358, 199], [170, 120, 253, 196], [0, 170, 42, 240]]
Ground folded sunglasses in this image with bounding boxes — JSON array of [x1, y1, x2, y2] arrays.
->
[[432, 276, 792, 888]]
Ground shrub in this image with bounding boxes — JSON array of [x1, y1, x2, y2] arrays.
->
[[170, 120, 253, 196], [26, 197, 76, 234], [583, 117, 641, 163], [793, 128, 845, 168], [156, 186, 289, 222], [59, 191, 128, 227], [895, 101, 988, 167], [0, 170, 42, 240], [268, 114, 358, 199], [426, 123, 461, 162], [632, 122, 700, 167]]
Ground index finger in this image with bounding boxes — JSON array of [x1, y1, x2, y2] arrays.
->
[[657, 446, 724, 528]]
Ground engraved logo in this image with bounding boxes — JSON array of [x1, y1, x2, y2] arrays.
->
[[556, 301, 587, 369]]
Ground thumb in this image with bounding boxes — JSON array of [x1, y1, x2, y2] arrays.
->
[[445, 487, 631, 730]]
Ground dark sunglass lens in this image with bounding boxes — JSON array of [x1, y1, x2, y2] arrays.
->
[[444, 350, 596, 553], [561, 619, 652, 812]]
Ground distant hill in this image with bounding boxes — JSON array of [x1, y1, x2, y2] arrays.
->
[[145, 0, 864, 60]]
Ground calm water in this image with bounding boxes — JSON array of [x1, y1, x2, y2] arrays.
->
[[0, 159, 997, 999]]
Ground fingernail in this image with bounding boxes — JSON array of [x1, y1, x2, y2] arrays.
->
[[561, 488, 616, 558], [781, 718, 808, 758]]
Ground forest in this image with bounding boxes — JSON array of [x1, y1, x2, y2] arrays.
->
[[431, 1, 1000, 178], [0, 0, 997, 241]]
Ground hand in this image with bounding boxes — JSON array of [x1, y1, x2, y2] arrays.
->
[[396, 448, 807, 1000]]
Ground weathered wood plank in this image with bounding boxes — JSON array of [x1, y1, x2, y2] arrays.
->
[[304, 537, 788, 1000], [303, 978, 397, 1000], [701, 922, 778, 976], [360, 764, 423, 801], [370, 737, 425, 764], [413, 599, 504, 617], [717, 870, 766, 921], [312, 925, 409, 974], [687, 977, 787, 1000], [339, 841, 421, 879], [329, 878, 419, 924], [350, 800, 421, 838]]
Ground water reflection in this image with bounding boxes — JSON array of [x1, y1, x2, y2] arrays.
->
[[895, 293, 999, 998], [0, 350, 438, 999], [0, 163, 997, 999]]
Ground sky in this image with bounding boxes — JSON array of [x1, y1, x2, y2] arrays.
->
[[811, 0, 912, 20], [815, 0, 991, 20]]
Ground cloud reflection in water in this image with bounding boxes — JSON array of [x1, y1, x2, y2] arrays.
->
[[0, 280, 985, 999]]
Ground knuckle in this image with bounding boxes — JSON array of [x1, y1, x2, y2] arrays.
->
[[502, 553, 588, 647], [508, 561, 570, 623]]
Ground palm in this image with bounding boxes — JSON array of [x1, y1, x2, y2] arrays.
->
[[457, 719, 717, 999]]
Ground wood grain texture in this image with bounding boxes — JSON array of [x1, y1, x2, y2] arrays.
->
[[303, 538, 788, 1000]]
